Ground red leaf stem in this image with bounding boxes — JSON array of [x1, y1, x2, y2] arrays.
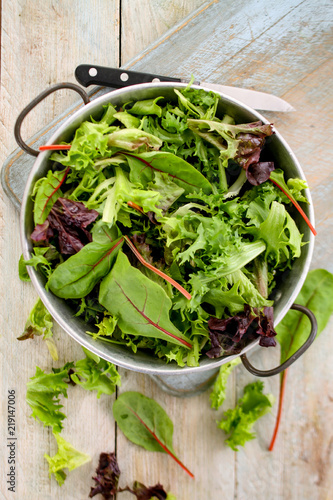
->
[[269, 368, 288, 451], [39, 144, 71, 151], [128, 406, 194, 479], [127, 200, 146, 215], [124, 235, 192, 301], [270, 179, 317, 236]]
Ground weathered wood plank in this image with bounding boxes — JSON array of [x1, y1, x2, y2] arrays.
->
[[121, 0, 205, 64], [126, 0, 333, 98], [0, 1, 120, 499], [1, 0, 333, 499]]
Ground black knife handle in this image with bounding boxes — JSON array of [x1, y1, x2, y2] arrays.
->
[[75, 64, 182, 88]]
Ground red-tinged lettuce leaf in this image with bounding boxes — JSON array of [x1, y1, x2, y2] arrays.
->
[[113, 391, 194, 478], [187, 119, 273, 171], [31, 220, 54, 243], [17, 297, 58, 360], [35, 198, 99, 255], [126, 481, 168, 500], [89, 452, 171, 500], [89, 452, 120, 499], [246, 161, 275, 186], [122, 151, 212, 194], [99, 251, 192, 348], [206, 305, 276, 358]]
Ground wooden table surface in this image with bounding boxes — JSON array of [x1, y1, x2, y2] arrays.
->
[[1, 1, 333, 499]]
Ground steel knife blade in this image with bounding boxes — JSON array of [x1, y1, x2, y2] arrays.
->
[[75, 65, 294, 112]]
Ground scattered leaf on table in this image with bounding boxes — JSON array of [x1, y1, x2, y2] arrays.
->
[[113, 391, 194, 478]]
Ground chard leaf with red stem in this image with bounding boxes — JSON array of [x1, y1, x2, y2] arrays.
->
[[113, 391, 194, 478], [270, 169, 316, 236], [99, 251, 192, 348], [270, 269, 333, 450], [33, 168, 70, 224]]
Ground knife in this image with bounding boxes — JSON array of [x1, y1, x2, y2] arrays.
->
[[75, 64, 294, 112]]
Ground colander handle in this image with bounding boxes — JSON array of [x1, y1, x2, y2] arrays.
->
[[240, 303, 317, 377], [14, 83, 90, 157]]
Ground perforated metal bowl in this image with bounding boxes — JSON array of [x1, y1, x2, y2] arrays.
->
[[19, 82, 315, 376]]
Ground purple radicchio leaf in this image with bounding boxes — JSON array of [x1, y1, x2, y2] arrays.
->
[[206, 305, 277, 358], [31, 198, 99, 255], [89, 452, 120, 499]]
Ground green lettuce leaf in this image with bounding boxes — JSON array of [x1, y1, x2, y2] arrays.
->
[[44, 432, 91, 486], [210, 358, 241, 410], [70, 348, 121, 398], [126, 96, 164, 117], [113, 391, 193, 477], [247, 201, 302, 267], [26, 365, 70, 432], [108, 128, 162, 151], [18, 254, 31, 281], [218, 381, 274, 451], [18, 298, 58, 361]]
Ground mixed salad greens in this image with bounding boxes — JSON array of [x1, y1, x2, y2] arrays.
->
[[27, 84, 311, 367]]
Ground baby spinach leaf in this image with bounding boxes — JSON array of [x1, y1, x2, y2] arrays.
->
[[48, 236, 124, 299], [276, 269, 333, 363], [44, 432, 91, 486], [99, 251, 192, 348], [113, 391, 193, 478], [123, 151, 212, 194]]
